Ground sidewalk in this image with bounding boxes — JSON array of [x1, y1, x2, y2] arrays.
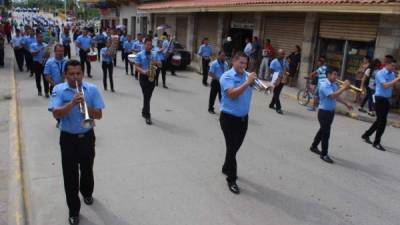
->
[[282, 86, 400, 128]]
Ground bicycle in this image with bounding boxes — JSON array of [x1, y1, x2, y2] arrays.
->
[[297, 77, 315, 106]]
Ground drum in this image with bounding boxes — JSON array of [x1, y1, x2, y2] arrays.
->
[[128, 53, 137, 63], [171, 54, 182, 67], [87, 52, 97, 62]]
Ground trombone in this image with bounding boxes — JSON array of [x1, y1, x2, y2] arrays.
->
[[336, 79, 363, 93], [75, 81, 95, 129]]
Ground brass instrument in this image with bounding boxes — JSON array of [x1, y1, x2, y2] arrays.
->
[[75, 81, 95, 129], [246, 71, 271, 92], [336, 79, 363, 93], [149, 64, 157, 82]]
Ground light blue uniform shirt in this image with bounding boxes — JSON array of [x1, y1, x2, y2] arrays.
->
[[48, 81, 105, 134], [219, 68, 253, 117], [11, 35, 23, 48], [30, 42, 48, 62], [318, 79, 338, 111], [198, 44, 212, 57], [153, 47, 165, 61], [135, 50, 159, 72], [270, 58, 289, 74], [133, 40, 144, 52], [94, 33, 106, 44], [44, 57, 67, 84], [101, 47, 113, 63], [61, 33, 71, 45], [209, 59, 228, 80], [162, 39, 171, 54], [375, 68, 396, 98], [244, 42, 252, 57], [22, 35, 36, 50], [76, 34, 92, 50], [123, 40, 135, 53]]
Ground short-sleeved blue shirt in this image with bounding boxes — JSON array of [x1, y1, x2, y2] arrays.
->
[[134, 50, 159, 72], [133, 40, 144, 52], [318, 79, 338, 111], [209, 59, 229, 80], [94, 33, 106, 44], [152, 47, 165, 61], [61, 33, 71, 45], [123, 40, 135, 53], [76, 34, 92, 50], [48, 81, 105, 134], [219, 68, 253, 117], [198, 44, 212, 57], [30, 42, 48, 62], [101, 47, 113, 63], [43, 57, 67, 85], [270, 58, 288, 75], [22, 35, 36, 51], [375, 68, 396, 98], [11, 35, 23, 48]]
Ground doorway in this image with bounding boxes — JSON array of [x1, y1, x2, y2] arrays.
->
[[228, 28, 253, 53]]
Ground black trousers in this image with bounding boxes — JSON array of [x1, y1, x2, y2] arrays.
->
[[59, 130, 95, 217], [121, 49, 125, 62], [220, 112, 248, 183], [156, 60, 167, 86], [364, 96, 390, 145], [312, 109, 335, 156], [166, 54, 176, 75], [33, 61, 49, 95], [209, 79, 221, 111], [79, 50, 91, 76], [139, 74, 155, 119], [113, 54, 117, 67], [24, 49, 33, 72], [102, 62, 114, 90], [202, 58, 210, 84], [96, 43, 105, 61], [64, 45, 71, 59], [0, 48, 4, 66], [14, 48, 24, 71], [124, 52, 134, 75], [360, 87, 375, 111], [269, 83, 284, 110]]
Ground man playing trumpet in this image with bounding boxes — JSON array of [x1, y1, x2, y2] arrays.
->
[[135, 38, 162, 125], [309, 69, 353, 163], [48, 60, 105, 225]]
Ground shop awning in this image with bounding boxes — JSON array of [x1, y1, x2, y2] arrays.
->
[[138, 0, 400, 14]]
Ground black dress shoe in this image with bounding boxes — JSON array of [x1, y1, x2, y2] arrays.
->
[[309, 146, 321, 155], [88, 75, 93, 78], [163, 85, 168, 89], [45, 93, 49, 98], [38, 92, 42, 96], [221, 168, 228, 176], [373, 143, 386, 151], [146, 118, 152, 125], [208, 109, 216, 114], [361, 134, 373, 144], [68, 216, 79, 225], [269, 105, 275, 110], [203, 83, 209, 87], [83, 196, 93, 205], [111, 89, 115, 93], [320, 155, 334, 164], [227, 182, 240, 194], [276, 109, 283, 115]]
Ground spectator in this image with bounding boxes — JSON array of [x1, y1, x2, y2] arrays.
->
[[287, 45, 302, 86]]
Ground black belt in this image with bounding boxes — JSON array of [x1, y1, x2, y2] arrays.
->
[[221, 111, 248, 122], [61, 129, 94, 139], [319, 109, 335, 113]]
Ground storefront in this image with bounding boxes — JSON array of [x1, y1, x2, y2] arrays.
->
[[317, 14, 379, 81], [195, 13, 219, 55]]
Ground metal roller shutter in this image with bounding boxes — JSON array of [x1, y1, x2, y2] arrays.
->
[[197, 13, 218, 56], [155, 16, 165, 28], [263, 15, 305, 55], [319, 14, 379, 42], [176, 17, 188, 48]]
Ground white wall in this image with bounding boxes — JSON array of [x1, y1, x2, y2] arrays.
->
[[119, 3, 137, 35]]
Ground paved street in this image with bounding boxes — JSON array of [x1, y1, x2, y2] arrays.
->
[[14, 53, 400, 225]]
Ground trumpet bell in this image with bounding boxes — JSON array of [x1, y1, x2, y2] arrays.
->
[[82, 119, 95, 129]]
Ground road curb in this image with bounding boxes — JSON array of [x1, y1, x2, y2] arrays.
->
[[8, 59, 28, 225], [282, 90, 400, 129]]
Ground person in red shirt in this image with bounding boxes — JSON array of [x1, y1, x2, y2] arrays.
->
[[4, 21, 12, 43]]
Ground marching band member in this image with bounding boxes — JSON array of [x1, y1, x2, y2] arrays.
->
[[48, 59, 105, 225], [219, 52, 255, 194], [101, 40, 115, 92], [198, 37, 213, 86], [135, 38, 161, 125], [22, 27, 36, 76], [208, 50, 228, 114], [76, 28, 94, 78], [61, 28, 71, 59], [154, 40, 168, 88], [123, 34, 135, 76], [30, 32, 49, 97], [44, 44, 66, 94], [133, 33, 144, 80], [309, 69, 352, 163], [11, 29, 25, 72], [362, 58, 400, 151], [269, 49, 288, 115]]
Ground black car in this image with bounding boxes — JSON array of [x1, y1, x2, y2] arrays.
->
[[173, 41, 191, 69]]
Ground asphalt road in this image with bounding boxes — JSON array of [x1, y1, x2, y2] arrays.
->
[[15, 52, 400, 225]]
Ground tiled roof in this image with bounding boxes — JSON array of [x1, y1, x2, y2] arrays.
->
[[138, 0, 399, 10]]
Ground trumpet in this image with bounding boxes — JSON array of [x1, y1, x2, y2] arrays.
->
[[246, 72, 271, 92], [336, 79, 363, 93], [75, 81, 95, 129]]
